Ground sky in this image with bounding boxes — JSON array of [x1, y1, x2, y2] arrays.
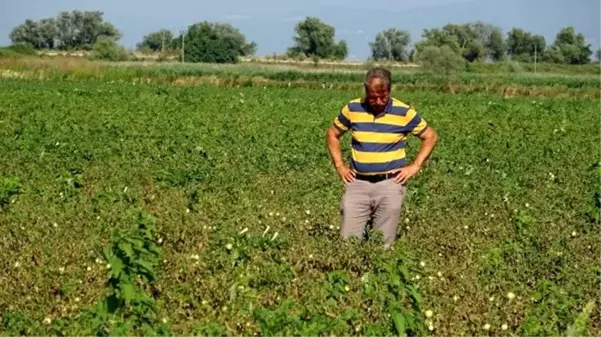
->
[[2, 0, 600, 60]]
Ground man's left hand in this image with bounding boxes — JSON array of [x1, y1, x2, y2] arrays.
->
[[394, 163, 421, 184]]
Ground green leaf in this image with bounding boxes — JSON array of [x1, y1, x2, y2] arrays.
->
[[102, 246, 113, 261], [110, 320, 133, 336], [407, 286, 423, 306], [109, 255, 125, 277], [566, 300, 595, 337], [137, 260, 155, 275], [136, 293, 157, 311], [93, 246, 108, 261], [147, 243, 161, 255], [125, 237, 145, 249], [391, 310, 407, 337], [117, 242, 134, 258], [399, 264, 410, 282], [120, 282, 135, 303], [229, 282, 237, 303]]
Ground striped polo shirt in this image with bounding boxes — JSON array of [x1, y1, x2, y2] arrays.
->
[[333, 97, 428, 175]]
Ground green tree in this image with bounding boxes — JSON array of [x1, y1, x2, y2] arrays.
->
[[137, 29, 174, 52], [463, 39, 485, 62], [506, 28, 546, 61], [55, 10, 120, 50], [596, 48, 601, 63], [408, 49, 416, 62], [487, 28, 507, 61], [415, 28, 461, 55], [423, 22, 507, 62], [332, 40, 348, 60], [169, 35, 182, 51], [470, 21, 507, 61], [182, 21, 256, 63], [9, 10, 120, 50], [38, 18, 59, 49], [9, 19, 58, 49], [541, 46, 564, 63], [369, 28, 411, 61], [442, 24, 476, 50], [242, 41, 258, 56], [546, 27, 592, 64], [287, 17, 348, 60], [90, 36, 128, 61], [9, 20, 43, 49], [416, 45, 466, 78], [212, 23, 257, 56]]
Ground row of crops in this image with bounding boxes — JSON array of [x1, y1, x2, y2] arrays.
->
[[1, 57, 600, 91]]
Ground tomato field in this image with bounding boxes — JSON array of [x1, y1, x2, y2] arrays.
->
[[0, 74, 599, 336]]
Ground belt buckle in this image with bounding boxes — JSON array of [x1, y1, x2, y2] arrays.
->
[[375, 173, 393, 182], [357, 172, 397, 182]]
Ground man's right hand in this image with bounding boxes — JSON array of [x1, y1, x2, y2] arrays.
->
[[336, 165, 356, 183]]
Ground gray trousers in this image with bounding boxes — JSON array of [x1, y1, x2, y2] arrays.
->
[[340, 178, 407, 248]]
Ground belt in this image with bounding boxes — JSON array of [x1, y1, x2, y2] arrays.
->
[[355, 171, 398, 183]]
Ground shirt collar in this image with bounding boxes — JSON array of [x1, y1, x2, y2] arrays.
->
[[384, 98, 393, 113]]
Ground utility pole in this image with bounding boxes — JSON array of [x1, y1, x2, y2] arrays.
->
[[161, 30, 165, 54], [534, 44, 537, 73], [180, 29, 186, 63]]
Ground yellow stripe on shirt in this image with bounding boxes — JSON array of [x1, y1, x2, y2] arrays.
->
[[352, 148, 406, 164], [353, 131, 406, 144], [333, 118, 349, 131], [348, 111, 416, 126]]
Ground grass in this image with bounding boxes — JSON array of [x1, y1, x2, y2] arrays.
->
[[0, 77, 599, 336], [0, 57, 599, 95]]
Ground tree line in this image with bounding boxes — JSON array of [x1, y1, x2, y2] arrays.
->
[[9, 11, 121, 51], [8, 11, 600, 65]]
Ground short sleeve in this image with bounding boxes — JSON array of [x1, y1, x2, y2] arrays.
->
[[333, 104, 352, 132], [406, 108, 428, 136]]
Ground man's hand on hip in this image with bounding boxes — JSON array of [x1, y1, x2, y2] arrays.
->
[[394, 163, 420, 184], [337, 165, 356, 183]]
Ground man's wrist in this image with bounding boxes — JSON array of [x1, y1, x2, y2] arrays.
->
[[334, 162, 345, 169]]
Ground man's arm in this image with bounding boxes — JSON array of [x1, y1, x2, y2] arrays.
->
[[395, 125, 438, 184], [411, 126, 438, 168], [326, 125, 345, 168], [326, 125, 356, 183]]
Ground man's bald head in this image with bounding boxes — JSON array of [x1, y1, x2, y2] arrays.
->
[[364, 67, 392, 92]]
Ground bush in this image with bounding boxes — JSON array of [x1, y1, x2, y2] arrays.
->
[[8, 43, 37, 55], [90, 38, 128, 61], [0, 48, 18, 57], [0, 43, 37, 58], [416, 45, 466, 78], [505, 60, 525, 73]]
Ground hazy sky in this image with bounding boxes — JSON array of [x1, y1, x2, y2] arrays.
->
[[2, 0, 600, 60]]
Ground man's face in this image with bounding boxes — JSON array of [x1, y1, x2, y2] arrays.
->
[[365, 78, 390, 113]]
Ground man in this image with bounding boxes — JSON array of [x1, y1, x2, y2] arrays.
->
[[325, 67, 438, 248]]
